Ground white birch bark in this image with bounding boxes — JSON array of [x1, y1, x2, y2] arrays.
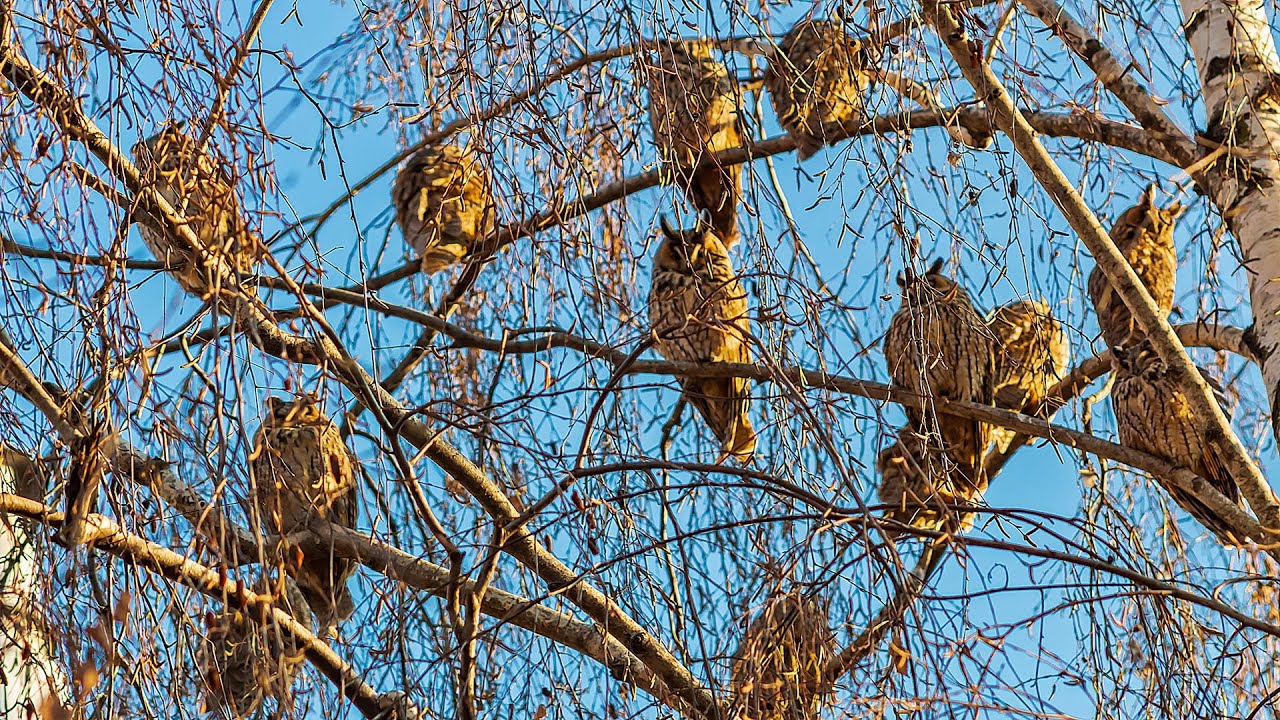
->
[[1180, 0, 1280, 434], [0, 447, 69, 719]]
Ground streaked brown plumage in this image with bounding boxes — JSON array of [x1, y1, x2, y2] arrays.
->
[[392, 142, 496, 274], [876, 426, 977, 535], [252, 395, 359, 631], [763, 19, 869, 161], [57, 416, 113, 547], [731, 590, 835, 720], [987, 299, 1071, 452], [200, 574, 315, 719], [1087, 184, 1185, 350], [131, 123, 264, 297], [883, 259, 995, 490], [1111, 341, 1245, 545], [648, 214, 756, 462], [644, 41, 744, 244]]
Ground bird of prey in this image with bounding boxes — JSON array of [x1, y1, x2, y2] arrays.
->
[[392, 141, 496, 274], [876, 425, 977, 536], [883, 258, 995, 489], [731, 590, 835, 720], [987, 299, 1071, 452], [131, 122, 264, 298], [763, 19, 869, 160], [1111, 340, 1245, 545], [644, 40, 744, 244], [1087, 184, 1185, 350], [648, 213, 756, 462], [251, 395, 359, 632]]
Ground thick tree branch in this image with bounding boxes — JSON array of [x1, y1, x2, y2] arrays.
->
[[0, 494, 410, 720]]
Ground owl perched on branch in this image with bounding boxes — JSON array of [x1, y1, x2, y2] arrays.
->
[[883, 259, 995, 488], [1087, 184, 1185, 350], [1111, 341, 1245, 545], [252, 395, 359, 632], [131, 122, 264, 297], [648, 213, 756, 462], [987, 300, 1071, 453], [392, 141, 496, 274], [731, 590, 835, 720], [644, 41, 744, 244], [763, 19, 869, 161], [876, 425, 977, 536], [200, 574, 315, 719]]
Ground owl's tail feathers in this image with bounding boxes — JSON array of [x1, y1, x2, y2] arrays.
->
[[419, 242, 468, 274], [792, 131, 823, 161], [295, 558, 357, 635], [683, 377, 757, 464], [686, 162, 742, 247], [1170, 488, 1249, 547]]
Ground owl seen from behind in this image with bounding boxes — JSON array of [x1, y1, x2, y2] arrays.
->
[[131, 122, 264, 298], [731, 590, 836, 720], [392, 141, 496, 274], [644, 40, 745, 245], [876, 425, 978, 537], [987, 299, 1071, 453], [763, 19, 869, 161]]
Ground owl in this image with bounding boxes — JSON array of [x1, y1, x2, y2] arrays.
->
[[1087, 185, 1185, 350], [645, 41, 744, 245], [1111, 341, 1245, 545], [200, 574, 315, 719], [987, 300, 1071, 453], [131, 122, 264, 298], [730, 590, 835, 720], [763, 19, 869, 161], [392, 141, 496, 274], [648, 214, 756, 462], [251, 395, 359, 631], [883, 259, 995, 489], [876, 426, 977, 536], [57, 416, 113, 547]]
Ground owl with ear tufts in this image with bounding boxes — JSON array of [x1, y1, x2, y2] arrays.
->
[[392, 141, 496, 274], [1110, 340, 1245, 546], [644, 40, 744, 245], [987, 299, 1071, 453], [731, 590, 836, 720], [648, 212, 756, 462], [251, 395, 359, 633], [131, 122, 265, 298], [763, 19, 870, 161], [883, 258, 995, 490], [1087, 184, 1185, 350], [199, 573, 315, 719]]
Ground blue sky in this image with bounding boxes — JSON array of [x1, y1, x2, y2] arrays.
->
[[2, 0, 1277, 717]]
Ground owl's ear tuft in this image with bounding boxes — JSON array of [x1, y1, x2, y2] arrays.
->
[[264, 396, 285, 415], [1139, 183, 1158, 208], [695, 209, 714, 234], [895, 271, 907, 289], [925, 258, 945, 276], [1164, 200, 1188, 221], [659, 215, 680, 242]]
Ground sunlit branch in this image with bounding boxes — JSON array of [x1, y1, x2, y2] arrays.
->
[[928, 0, 1280, 541]]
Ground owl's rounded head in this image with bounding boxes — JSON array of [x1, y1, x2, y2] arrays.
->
[[896, 258, 970, 307], [263, 394, 329, 428], [654, 211, 726, 270], [132, 121, 195, 172]]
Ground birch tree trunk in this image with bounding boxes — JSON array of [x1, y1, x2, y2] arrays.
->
[[1180, 0, 1280, 436], [0, 447, 69, 719]]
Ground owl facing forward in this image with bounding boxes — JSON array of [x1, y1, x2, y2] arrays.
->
[[200, 573, 315, 719], [883, 259, 995, 489], [392, 141, 496, 274], [1087, 184, 1185, 350], [877, 426, 978, 536], [1111, 341, 1245, 545], [644, 41, 744, 244], [731, 590, 835, 720], [987, 300, 1071, 453], [763, 19, 869, 161], [131, 122, 264, 298], [251, 395, 359, 631], [649, 214, 756, 462]]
